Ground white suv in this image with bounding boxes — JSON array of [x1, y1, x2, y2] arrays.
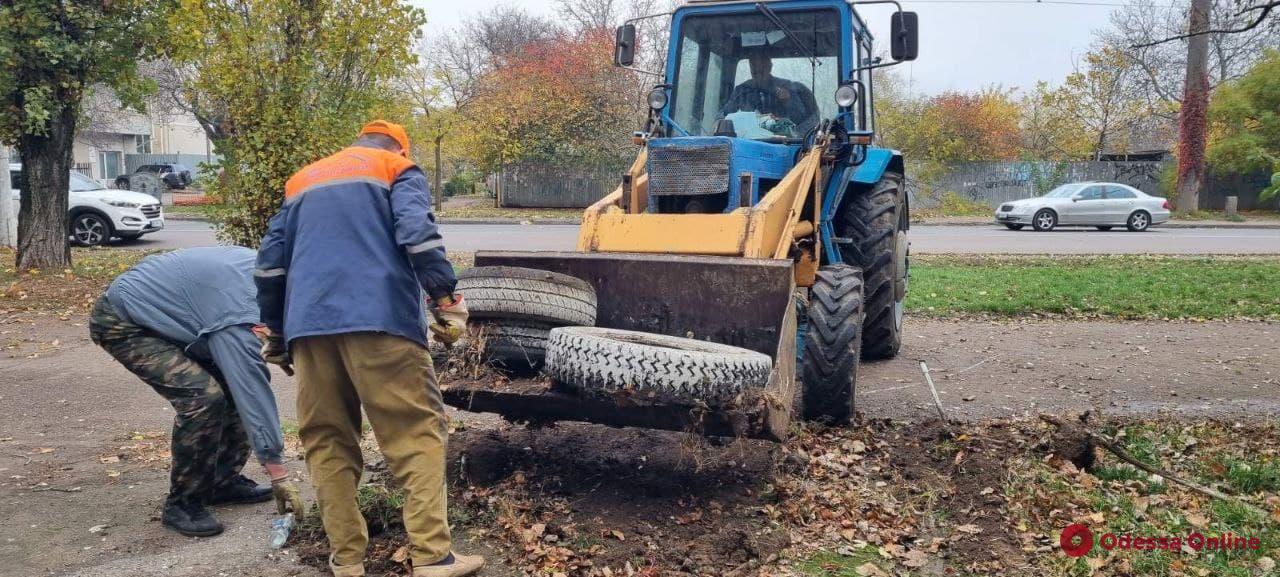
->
[[9, 164, 165, 246]]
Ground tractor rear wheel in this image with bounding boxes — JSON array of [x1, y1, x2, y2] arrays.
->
[[837, 174, 906, 360], [801, 265, 865, 425]]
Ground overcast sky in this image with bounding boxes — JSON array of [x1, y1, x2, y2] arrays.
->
[[407, 0, 1179, 96]]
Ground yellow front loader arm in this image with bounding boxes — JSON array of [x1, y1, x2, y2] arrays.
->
[[576, 146, 825, 286]]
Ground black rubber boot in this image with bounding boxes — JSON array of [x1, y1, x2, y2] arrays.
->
[[162, 500, 225, 537], [208, 475, 273, 505]]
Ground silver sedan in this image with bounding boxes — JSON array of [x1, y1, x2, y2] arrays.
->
[[994, 182, 1172, 232]]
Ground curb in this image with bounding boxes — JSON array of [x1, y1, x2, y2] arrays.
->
[[165, 213, 1278, 229], [162, 214, 581, 226], [910, 220, 1280, 230]]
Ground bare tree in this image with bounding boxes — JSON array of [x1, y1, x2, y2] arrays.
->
[[1097, 0, 1279, 113]]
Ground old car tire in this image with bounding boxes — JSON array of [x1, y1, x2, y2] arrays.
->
[[458, 266, 597, 326], [478, 321, 551, 369], [1095, 226, 1113, 231], [546, 327, 772, 403], [801, 265, 865, 425], [837, 174, 905, 360], [1126, 210, 1150, 232], [70, 212, 112, 247], [1004, 223, 1024, 230], [1032, 209, 1057, 232]]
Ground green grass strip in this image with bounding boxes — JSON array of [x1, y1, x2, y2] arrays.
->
[[906, 255, 1280, 320]]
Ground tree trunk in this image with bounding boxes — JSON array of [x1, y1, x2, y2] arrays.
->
[[1175, 0, 1211, 214], [433, 134, 444, 213], [15, 105, 75, 271]]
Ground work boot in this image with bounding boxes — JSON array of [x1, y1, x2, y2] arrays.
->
[[161, 500, 224, 537], [412, 552, 485, 577], [208, 475, 273, 505], [329, 554, 365, 577]]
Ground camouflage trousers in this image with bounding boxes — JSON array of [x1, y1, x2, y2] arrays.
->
[[88, 295, 251, 507]]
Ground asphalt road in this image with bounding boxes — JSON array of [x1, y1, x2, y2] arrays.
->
[[124, 220, 1280, 254]]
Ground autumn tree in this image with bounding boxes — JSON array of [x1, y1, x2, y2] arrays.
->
[[1043, 48, 1149, 160], [0, 0, 175, 270], [1020, 82, 1094, 160], [885, 88, 1023, 163], [1207, 50, 1280, 203], [456, 30, 637, 174], [167, 0, 424, 246]]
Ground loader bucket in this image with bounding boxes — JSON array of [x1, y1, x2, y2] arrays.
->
[[442, 250, 799, 440], [473, 251, 793, 356]]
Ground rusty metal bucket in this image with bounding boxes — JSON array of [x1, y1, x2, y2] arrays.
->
[[440, 250, 798, 440]]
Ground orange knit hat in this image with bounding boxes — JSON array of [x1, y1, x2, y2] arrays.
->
[[359, 120, 411, 157]]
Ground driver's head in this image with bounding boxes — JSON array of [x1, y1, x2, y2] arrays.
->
[[748, 52, 773, 85]]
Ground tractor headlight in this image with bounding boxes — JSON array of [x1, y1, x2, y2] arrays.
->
[[835, 84, 859, 108], [647, 87, 668, 111]]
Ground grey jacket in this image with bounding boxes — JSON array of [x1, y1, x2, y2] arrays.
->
[[106, 246, 285, 465]]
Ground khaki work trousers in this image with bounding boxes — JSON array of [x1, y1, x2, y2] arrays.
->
[[294, 332, 450, 567]]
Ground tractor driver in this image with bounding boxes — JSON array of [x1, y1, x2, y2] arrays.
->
[[719, 50, 820, 136]]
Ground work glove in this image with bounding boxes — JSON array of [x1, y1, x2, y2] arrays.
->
[[254, 325, 294, 376], [428, 293, 468, 347], [272, 478, 305, 521]]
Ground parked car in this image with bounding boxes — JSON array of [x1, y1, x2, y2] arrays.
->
[[114, 163, 192, 190], [9, 164, 165, 246], [994, 182, 1171, 232]]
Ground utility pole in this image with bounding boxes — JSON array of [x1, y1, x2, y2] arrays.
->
[[0, 144, 14, 248], [1175, 0, 1211, 214]]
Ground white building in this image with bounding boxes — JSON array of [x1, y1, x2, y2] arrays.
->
[[72, 90, 216, 184]]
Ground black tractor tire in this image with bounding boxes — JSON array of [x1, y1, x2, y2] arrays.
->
[[478, 321, 551, 369], [546, 327, 772, 404], [1126, 210, 1151, 232], [800, 265, 865, 425], [1032, 209, 1057, 232], [458, 266, 597, 327], [1004, 223, 1024, 231], [837, 174, 905, 360]]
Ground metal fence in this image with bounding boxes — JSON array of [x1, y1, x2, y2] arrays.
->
[[124, 153, 218, 175], [498, 163, 624, 208]]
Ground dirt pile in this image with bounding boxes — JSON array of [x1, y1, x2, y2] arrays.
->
[[292, 416, 1280, 577]]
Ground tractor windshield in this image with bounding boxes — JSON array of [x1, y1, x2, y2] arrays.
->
[[670, 9, 840, 141]]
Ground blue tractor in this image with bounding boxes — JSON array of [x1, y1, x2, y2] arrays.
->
[[457, 0, 919, 433]]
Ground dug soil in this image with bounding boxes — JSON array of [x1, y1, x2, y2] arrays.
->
[[3, 314, 1276, 576]]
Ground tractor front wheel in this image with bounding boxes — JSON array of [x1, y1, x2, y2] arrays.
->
[[801, 265, 865, 425], [838, 174, 906, 360]]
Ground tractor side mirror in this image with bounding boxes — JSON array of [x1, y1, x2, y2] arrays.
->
[[890, 12, 919, 62], [614, 24, 637, 67]]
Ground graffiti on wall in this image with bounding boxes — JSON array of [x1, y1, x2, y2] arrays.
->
[[916, 161, 1170, 208]]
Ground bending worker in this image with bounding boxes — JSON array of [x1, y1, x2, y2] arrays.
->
[[255, 120, 481, 577], [89, 246, 304, 537]]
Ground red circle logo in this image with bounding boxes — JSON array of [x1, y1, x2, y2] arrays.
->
[[1060, 524, 1094, 557]]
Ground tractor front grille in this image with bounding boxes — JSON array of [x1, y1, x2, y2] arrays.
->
[[648, 142, 731, 197]]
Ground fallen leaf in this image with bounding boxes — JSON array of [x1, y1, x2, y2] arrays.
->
[[99, 456, 120, 464], [902, 549, 929, 568], [390, 545, 410, 564], [36, 448, 54, 454], [1186, 513, 1208, 528], [855, 562, 889, 577], [955, 524, 983, 535], [608, 530, 625, 541]]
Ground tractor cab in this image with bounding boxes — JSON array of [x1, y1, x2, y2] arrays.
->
[[615, 0, 916, 216]]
